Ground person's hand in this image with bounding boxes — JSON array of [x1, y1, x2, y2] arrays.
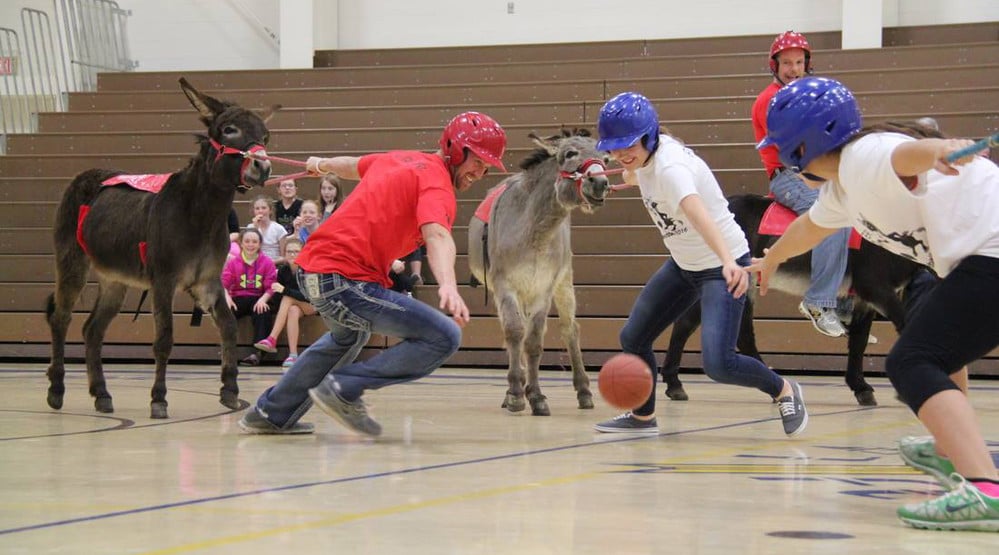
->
[[935, 138, 977, 175], [306, 156, 327, 176], [251, 214, 264, 227], [722, 260, 749, 299], [253, 298, 271, 314], [271, 283, 285, 294], [292, 215, 304, 230], [437, 284, 470, 327], [226, 297, 237, 312], [744, 248, 781, 296], [391, 259, 405, 274], [622, 168, 638, 185]]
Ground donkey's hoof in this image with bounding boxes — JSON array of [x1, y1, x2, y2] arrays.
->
[[150, 402, 169, 419], [855, 390, 878, 407], [529, 395, 550, 416], [220, 390, 241, 410], [577, 392, 594, 410], [95, 397, 114, 413], [47, 391, 64, 410], [503, 392, 526, 413], [666, 386, 689, 401]]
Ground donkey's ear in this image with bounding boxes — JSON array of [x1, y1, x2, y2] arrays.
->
[[179, 77, 225, 122], [258, 104, 282, 123], [528, 132, 558, 156]]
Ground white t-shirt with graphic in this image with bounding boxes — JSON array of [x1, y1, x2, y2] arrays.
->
[[635, 134, 749, 271], [247, 220, 288, 261], [809, 132, 999, 277]]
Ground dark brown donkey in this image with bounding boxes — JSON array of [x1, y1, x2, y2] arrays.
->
[[46, 78, 277, 418]]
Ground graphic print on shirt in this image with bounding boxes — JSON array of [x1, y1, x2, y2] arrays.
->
[[239, 271, 262, 289], [644, 198, 688, 240], [856, 212, 934, 268]]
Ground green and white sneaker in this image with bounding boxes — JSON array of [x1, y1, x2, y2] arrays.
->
[[898, 436, 958, 490], [897, 475, 999, 532]]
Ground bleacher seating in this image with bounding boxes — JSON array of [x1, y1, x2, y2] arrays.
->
[[0, 21, 996, 375]]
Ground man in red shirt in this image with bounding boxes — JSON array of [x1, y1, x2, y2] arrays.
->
[[752, 31, 849, 337], [240, 112, 507, 437]]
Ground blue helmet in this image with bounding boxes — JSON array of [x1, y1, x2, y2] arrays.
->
[[596, 92, 660, 152], [757, 77, 863, 172]]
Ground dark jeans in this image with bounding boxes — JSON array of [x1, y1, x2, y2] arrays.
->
[[887, 256, 999, 413], [254, 271, 461, 427], [231, 295, 273, 343], [623, 254, 785, 417]]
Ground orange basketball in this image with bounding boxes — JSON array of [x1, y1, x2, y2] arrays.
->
[[598, 353, 654, 409]]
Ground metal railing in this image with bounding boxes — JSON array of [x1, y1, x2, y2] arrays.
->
[[0, 0, 135, 153]]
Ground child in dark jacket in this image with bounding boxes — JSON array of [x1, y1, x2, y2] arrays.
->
[[222, 228, 278, 366], [252, 238, 318, 369]]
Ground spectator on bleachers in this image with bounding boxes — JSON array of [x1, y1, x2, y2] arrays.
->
[[751, 30, 850, 338], [253, 238, 317, 369], [292, 200, 321, 243], [246, 195, 289, 263], [222, 228, 278, 366], [274, 178, 304, 233], [318, 173, 344, 223]]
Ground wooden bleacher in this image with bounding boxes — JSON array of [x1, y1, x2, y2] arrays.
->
[[1, 21, 996, 376]]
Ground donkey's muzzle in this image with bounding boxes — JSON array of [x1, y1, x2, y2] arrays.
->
[[582, 176, 611, 209], [241, 154, 272, 190]]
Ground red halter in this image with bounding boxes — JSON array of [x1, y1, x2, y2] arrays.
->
[[558, 158, 623, 207], [207, 138, 267, 187]]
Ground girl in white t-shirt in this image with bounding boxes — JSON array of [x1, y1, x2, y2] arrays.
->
[[246, 195, 288, 263], [753, 76, 999, 531], [592, 92, 807, 438]]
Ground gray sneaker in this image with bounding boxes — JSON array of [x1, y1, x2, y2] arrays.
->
[[799, 301, 847, 337], [238, 407, 314, 434], [898, 436, 959, 490], [777, 380, 808, 436], [308, 379, 382, 437], [594, 413, 658, 433]]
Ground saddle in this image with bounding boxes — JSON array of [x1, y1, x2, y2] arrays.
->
[[76, 174, 170, 262], [759, 199, 862, 250]]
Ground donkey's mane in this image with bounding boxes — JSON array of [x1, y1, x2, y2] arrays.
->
[[518, 128, 592, 171]]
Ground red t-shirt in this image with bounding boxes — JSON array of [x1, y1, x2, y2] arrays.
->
[[752, 81, 783, 178], [296, 151, 456, 287]]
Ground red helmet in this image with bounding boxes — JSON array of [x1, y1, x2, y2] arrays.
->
[[439, 111, 507, 172], [769, 30, 812, 75]]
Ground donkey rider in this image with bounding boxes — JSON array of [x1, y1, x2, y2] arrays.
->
[[240, 112, 508, 437], [752, 30, 851, 337]]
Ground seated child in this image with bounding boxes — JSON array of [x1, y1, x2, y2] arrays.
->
[[252, 238, 318, 369], [221, 228, 277, 366]]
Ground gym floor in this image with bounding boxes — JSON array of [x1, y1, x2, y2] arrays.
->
[[1, 364, 997, 554]]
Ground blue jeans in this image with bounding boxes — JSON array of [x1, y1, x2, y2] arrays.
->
[[253, 271, 461, 427], [623, 255, 785, 417], [770, 169, 850, 309]]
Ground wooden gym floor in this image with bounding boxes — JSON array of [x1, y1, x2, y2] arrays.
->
[[1, 363, 997, 554]]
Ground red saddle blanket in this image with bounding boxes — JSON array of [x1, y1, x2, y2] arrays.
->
[[759, 200, 862, 250], [77, 174, 168, 262], [101, 173, 170, 193], [473, 183, 509, 223]]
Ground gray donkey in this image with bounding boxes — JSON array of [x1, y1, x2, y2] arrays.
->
[[46, 78, 277, 418], [468, 130, 612, 415]]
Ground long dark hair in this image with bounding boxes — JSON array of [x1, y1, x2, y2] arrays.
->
[[844, 120, 947, 148], [319, 174, 343, 215]]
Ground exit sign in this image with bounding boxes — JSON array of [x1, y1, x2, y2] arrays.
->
[[0, 56, 15, 75]]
